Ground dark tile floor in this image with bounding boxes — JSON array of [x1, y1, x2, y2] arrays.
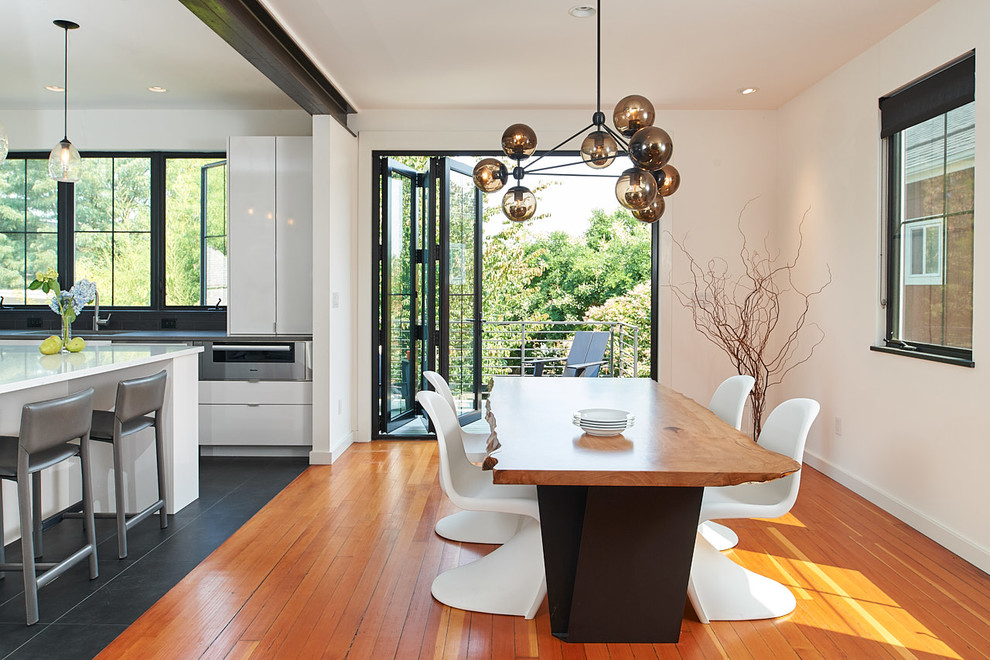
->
[[0, 457, 309, 659]]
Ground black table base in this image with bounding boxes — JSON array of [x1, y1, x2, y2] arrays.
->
[[537, 485, 703, 643]]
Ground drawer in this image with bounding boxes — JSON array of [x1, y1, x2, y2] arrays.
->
[[199, 403, 312, 446], [199, 380, 312, 405]]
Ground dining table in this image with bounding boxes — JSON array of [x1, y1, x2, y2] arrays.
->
[[483, 376, 800, 644]]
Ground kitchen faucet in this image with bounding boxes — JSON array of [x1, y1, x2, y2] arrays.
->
[[93, 290, 111, 331]]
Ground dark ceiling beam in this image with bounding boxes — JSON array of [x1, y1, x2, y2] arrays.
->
[[180, 0, 354, 127]]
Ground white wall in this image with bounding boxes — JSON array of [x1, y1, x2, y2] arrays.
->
[[776, 0, 990, 572], [1, 107, 310, 151], [349, 108, 779, 445], [310, 116, 358, 464]]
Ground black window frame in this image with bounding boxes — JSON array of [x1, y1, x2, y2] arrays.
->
[[0, 150, 227, 332], [874, 51, 976, 367]]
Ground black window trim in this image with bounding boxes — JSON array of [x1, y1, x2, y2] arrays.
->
[[0, 150, 227, 332], [878, 51, 975, 366]]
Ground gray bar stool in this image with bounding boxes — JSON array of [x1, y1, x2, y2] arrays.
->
[[89, 370, 168, 559], [0, 387, 99, 625]]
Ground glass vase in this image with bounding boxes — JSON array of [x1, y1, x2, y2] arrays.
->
[[61, 314, 72, 351]]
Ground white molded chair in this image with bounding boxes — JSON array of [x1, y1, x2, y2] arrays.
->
[[423, 371, 526, 545], [417, 390, 546, 619], [702, 374, 755, 551], [688, 397, 820, 623]]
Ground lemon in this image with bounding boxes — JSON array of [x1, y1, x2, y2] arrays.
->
[[39, 335, 62, 355], [66, 337, 86, 353]]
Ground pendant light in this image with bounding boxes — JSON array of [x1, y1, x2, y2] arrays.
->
[[48, 19, 82, 182], [472, 0, 680, 223]]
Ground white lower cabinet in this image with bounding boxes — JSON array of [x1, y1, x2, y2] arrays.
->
[[199, 381, 312, 449]]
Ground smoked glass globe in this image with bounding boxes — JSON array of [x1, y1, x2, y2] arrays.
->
[[612, 95, 655, 137], [501, 123, 537, 160], [614, 167, 657, 210], [502, 185, 537, 221], [655, 164, 680, 196], [628, 126, 673, 171], [580, 130, 618, 169], [472, 158, 509, 193], [632, 196, 665, 223]]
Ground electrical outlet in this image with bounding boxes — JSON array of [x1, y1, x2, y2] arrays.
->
[[834, 416, 842, 436], [332, 292, 340, 309], [161, 318, 177, 329], [26, 317, 43, 328], [337, 399, 342, 415]]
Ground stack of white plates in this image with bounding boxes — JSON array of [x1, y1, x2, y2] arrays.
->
[[572, 408, 635, 436]]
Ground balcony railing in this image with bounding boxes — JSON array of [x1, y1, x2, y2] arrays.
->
[[479, 320, 641, 380]]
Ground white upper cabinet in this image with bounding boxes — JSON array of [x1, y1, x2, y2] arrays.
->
[[227, 136, 313, 336]]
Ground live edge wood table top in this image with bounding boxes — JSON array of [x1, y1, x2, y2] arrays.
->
[[482, 376, 800, 645], [484, 376, 799, 487]]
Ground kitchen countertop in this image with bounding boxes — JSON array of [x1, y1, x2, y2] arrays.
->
[[0, 343, 203, 394], [0, 330, 311, 342]]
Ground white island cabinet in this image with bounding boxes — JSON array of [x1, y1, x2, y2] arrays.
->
[[227, 135, 313, 336], [0, 344, 201, 547]]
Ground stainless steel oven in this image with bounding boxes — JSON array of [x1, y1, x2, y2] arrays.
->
[[198, 341, 311, 381]]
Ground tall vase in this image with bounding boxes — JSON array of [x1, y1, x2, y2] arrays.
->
[[61, 313, 72, 351]]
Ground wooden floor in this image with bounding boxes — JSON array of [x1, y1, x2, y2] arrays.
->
[[97, 441, 990, 659]]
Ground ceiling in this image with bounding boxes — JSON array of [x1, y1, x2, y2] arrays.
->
[[1, 0, 940, 115]]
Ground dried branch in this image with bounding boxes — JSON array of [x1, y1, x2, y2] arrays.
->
[[667, 200, 831, 438]]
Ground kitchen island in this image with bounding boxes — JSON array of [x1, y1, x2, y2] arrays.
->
[[0, 343, 202, 547]]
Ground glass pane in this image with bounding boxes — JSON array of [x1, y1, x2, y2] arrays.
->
[[205, 236, 227, 306], [447, 167, 477, 415], [75, 158, 113, 231], [944, 211, 973, 349], [75, 232, 112, 301], [205, 164, 226, 237], [111, 232, 151, 306], [114, 158, 151, 231], [895, 102, 974, 351], [26, 160, 57, 233], [0, 233, 25, 304], [26, 233, 57, 305], [165, 159, 204, 306], [0, 159, 25, 232]]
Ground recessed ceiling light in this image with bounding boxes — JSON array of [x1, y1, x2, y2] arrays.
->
[[738, 87, 759, 96], [569, 6, 596, 18], [45, 85, 64, 92], [148, 86, 167, 93]]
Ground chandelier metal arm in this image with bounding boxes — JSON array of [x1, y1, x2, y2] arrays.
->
[[520, 121, 597, 174], [62, 24, 68, 139]]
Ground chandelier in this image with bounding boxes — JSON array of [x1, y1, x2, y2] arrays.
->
[[472, 1, 680, 223]]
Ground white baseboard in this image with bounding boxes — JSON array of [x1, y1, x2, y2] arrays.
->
[[804, 452, 990, 575], [309, 431, 355, 465]]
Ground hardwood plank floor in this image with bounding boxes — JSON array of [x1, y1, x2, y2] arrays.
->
[[97, 441, 990, 659]]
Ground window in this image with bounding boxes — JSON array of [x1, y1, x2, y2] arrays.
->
[[165, 158, 228, 306], [880, 52, 975, 363], [0, 159, 58, 305], [0, 152, 226, 312]]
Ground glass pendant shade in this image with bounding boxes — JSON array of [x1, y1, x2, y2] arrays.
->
[[501, 123, 538, 160], [49, 138, 82, 182], [632, 196, 665, 223], [0, 122, 8, 165], [615, 167, 657, 210], [613, 95, 656, 137], [628, 126, 673, 171], [472, 158, 509, 193], [502, 185, 537, 221], [580, 130, 619, 169], [655, 164, 680, 196]]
